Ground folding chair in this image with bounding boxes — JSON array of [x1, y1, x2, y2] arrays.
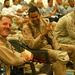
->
[[9, 40, 53, 75]]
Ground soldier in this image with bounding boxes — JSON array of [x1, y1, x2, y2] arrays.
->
[[54, 9, 75, 74], [22, 6, 69, 75], [54, 10, 75, 45], [0, 15, 33, 75]]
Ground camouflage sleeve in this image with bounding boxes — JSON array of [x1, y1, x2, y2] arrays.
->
[[66, 17, 75, 39], [0, 42, 26, 66], [54, 16, 67, 38]]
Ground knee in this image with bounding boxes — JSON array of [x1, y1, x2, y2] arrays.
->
[[60, 44, 75, 56]]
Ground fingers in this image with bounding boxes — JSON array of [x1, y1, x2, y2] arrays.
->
[[22, 50, 33, 61]]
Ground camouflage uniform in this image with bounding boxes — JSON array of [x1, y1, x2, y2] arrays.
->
[[22, 19, 60, 50], [22, 19, 68, 75], [0, 35, 26, 75], [54, 10, 75, 71], [54, 11, 75, 45]]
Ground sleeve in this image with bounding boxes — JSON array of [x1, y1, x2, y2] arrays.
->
[[1, 9, 9, 15], [22, 24, 43, 49], [11, 5, 19, 12], [66, 16, 75, 39], [0, 44, 26, 66], [59, 6, 67, 15]]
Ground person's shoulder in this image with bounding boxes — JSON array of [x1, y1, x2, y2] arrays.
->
[[17, 4, 22, 7]]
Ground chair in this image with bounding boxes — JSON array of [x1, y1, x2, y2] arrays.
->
[[0, 60, 6, 75], [9, 40, 53, 75]]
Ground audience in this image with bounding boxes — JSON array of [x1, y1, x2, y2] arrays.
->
[[46, 0, 61, 22], [28, 0, 37, 7], [1, 0, 16, 17], [0, 0, 75, 74], [36, 1, 56, 30], [18, 0, 28, 6], [1, 0, 29, 41], [11, 0, 28, 16], [56, 0, 67, 15], [36, 0, 51, 19]]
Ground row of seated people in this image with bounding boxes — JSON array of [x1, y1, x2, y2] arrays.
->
[[0, 5, 74, 75], [0, 0, 74, 40], [0, 0, 75, 75], [0, 0, 75, 22]]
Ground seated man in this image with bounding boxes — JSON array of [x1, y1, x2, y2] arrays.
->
[[0, 15, 32, 75], [11, 0, 29, 16], [46, 0, 61, 22], [36, 0, 51, 18], [56, 0, 67, 15], [54, 8, 75, 74], [54, 9, 75, 45], [22, 6, 69, 75]]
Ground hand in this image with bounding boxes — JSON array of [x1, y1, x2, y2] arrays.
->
[[54, 3, 58, 10], [21, 52, 29, 61], [46, 24, 52, 31], [40, 24, 52, 38], [22, 50, 33, 61]]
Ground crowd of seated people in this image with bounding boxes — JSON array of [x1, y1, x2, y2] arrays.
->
[[0, 0, 75, 43], [0, 0, 74, 40], [0, 0, 75, 75]]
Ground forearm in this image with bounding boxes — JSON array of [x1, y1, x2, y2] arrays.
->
[[0, 45, 26, 66], [24, 35, 43, 49]]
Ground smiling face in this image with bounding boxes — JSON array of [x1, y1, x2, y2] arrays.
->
[[29, 11, 40, 25], [0, 16, 12, 38]]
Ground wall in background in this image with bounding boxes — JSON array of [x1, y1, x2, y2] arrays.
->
[[0, 0, 68, 6], [0, 0, 56, 6]]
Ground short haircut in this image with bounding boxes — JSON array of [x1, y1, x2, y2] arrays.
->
[[0, 15, 12, 21], [4, 0, 9, 4], [28, 6, 40, 16]]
